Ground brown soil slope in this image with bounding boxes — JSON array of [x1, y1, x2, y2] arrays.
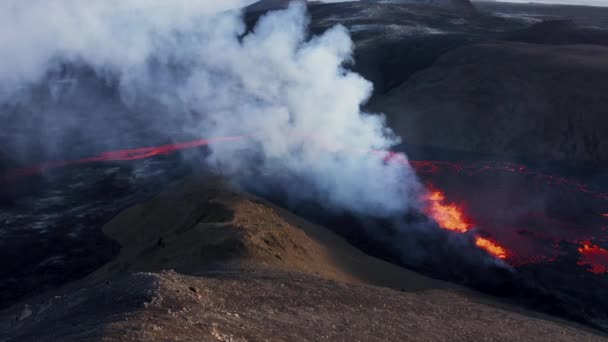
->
[[92, 176, 442, 291], [1, 177, 606, 341], [6, 269, 606, 342]]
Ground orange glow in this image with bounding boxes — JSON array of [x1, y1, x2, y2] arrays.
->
[[423, 191, 470, 233], [5, 135, 248, 180], [577, 241, 608, 274], [423, 190, 508, 259], [476, 237, 508, 259]]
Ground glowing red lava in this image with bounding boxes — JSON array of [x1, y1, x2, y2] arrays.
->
[[577, 241, 608, 275], [3, 135, 246, 180], [423, 190, 508, 259], [409, 160, 608, 202], [423, 191, 470, 233], [475, 237, 508, 260], [6, 135, 608, 269]]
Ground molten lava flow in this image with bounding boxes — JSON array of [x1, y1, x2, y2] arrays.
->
[[423, 191, 470, 233], [5, 137, 607, 202], [423, 190, 508, 259], [410, 160, 608, 202], [577, 241, 608, 275], [9, 134, 608, 268], [2, 135, 247, 180], [475, 237, 508, 260]]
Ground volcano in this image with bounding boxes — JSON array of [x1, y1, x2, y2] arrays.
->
[[1, 0, 608, 340], [2, 176, 604, 341], [3, 133, 608, 333]]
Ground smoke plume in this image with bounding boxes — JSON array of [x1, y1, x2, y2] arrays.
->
[[0, 1, 422, 216]]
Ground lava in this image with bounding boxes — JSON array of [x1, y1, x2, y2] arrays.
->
[[475, 237, 508, 260], [577, 241, 608, 275], [2, 135, 247, 180], [6, 135, 608, 269], [409, 160, 608, 202], [5, 138, 607, 203], [423, 191, 470, 233], [423, 189, 508, 259]]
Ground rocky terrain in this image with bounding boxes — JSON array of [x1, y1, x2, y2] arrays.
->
[[2, 0, 608, 340], [252, 0, 608, 162], [5, 270, 606, 341], [2, 177, 605, 341], [474, 1, 608, 29], [372, 40, 608, 161]]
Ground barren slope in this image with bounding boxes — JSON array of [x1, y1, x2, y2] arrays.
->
[[1, 176, 606, 341], [4, 270, 606, 341], [373, 42, 608, 161], [91, 176, 443, 291]]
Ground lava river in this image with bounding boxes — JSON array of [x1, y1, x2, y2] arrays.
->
[[422, 189, 508, 260], [3, 135, 608, 275]]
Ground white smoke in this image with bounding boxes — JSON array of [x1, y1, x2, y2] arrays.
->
[[0, 0, 422, 216]]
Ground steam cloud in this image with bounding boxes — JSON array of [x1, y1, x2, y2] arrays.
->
[[0, 1, 422, 215], [0, 0, 509, 280]]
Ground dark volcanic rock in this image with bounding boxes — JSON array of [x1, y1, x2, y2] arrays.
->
[[363, 0, 476, 12], [2, 177, 606, 341], [372, 42, 608, 162], [475, 1, 608, 30], [3, 1, 608, 340], [508, 20, 608, 45], [246, 0, 476, 13], [246, 0, 325, 13], [245, 0, 299, 12]]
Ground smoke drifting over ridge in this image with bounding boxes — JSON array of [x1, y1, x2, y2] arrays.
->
[[0, 1, 422, 216]]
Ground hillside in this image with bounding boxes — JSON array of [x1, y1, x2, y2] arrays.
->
[[1, 176, 605, 341], [372, 42, 608, 161]]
